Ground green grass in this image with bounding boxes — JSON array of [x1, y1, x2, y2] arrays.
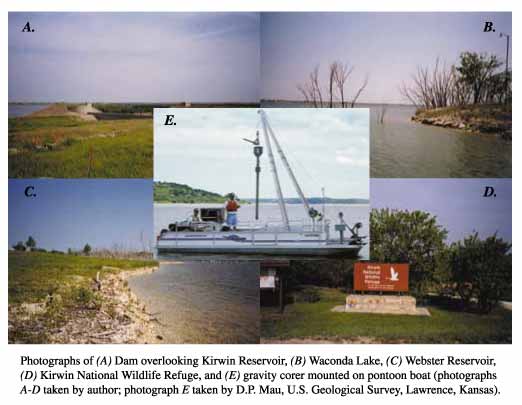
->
[[9, 116, 91, 132], [9, 251, 157, 305], [8, 117, 152, 178], [262, 287, 511, 343]]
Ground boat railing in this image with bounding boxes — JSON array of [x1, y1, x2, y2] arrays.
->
[[244, 219, 330, 234], [240, 219, 330, 246]]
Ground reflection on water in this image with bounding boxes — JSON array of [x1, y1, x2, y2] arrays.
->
[[155, 203, 370, 260], [262, 101, 511, 178], [128, 261, 259, 344]]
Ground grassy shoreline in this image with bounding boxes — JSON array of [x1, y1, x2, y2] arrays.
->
[[261, 287, 511, 344], [412, 104, 511, 140], [8, 251, 159, 344]]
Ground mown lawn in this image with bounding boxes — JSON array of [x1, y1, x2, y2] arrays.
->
[[8, 117, 152, 178], [9, 251, 157, 305], [261, 287, 511, 344]]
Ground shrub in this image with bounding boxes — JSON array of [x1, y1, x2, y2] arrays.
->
[[296, 287, 321, 303], [449, 233, 511, 313], [13, 241, 26, 251], [370, 208, 449, 297]]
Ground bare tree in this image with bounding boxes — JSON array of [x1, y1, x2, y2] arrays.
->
[[310, 65, 324, 107], [297, 84, 311, 105], [400, 59, 455, 109], [350, 75, 368, 107], [297, 62, 367, 108], [333, 62, 354, 107], [328, 62, 337, 108], [297, 66, 324, 108]]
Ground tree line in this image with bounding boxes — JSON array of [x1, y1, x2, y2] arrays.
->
[[12, 236, 92, 255], [370, 208, 511, 314], [400, 52, 511, 109]]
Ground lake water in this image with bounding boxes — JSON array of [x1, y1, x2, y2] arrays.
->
[[8, 104, 49, 117], [154, 203, 370, 259], [128, 261, 259, 343], [135, 202, 367, 343], [262, 101, 511, 178]]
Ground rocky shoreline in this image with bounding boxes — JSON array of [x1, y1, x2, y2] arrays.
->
[[9, 266, 161, 344], [411, 105, 512, 141]]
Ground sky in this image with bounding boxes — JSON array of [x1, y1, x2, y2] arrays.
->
[[261, 12, 512, 104], [371, 179, 511, 244], [8, 180, 153, 252], [9, 12, 260, 102], [154, 108, 369, 199]]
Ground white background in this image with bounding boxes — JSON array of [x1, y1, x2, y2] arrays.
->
[[2, 1, 518, 404]]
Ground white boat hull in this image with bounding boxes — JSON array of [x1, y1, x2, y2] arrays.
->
[[157, 231, 363, 257]]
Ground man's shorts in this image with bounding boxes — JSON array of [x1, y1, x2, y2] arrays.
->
[[226, 212, 237, 227]]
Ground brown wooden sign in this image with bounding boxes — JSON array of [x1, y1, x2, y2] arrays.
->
[[354, 263, 409, 292]]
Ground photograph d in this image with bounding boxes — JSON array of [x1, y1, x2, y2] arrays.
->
[[260, 179, 511, 344]]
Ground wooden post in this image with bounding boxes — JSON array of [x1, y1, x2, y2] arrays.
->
[[279, 272, 284, 313]]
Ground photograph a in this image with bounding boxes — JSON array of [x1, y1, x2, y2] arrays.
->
[[260, 12, 512, 178], [8, 12, 260, 178], [154, 108, 369, 343]]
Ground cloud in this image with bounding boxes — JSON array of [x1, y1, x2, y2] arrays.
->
[[154, 109, 369, 199], [335, 149, 368, 167]]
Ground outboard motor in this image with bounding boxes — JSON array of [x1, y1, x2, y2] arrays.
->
[[348, 222, 364, 245]]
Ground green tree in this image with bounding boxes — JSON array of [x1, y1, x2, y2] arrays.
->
[[370, 209, 449, 297], [25, 236, 36, 250], [83, 243, 92, 256], [13, 241, 26, 251], [449, 233, 511, 313], [456, 52, 502, 104]]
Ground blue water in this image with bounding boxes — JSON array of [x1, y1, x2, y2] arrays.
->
[[8, 104, 50, 118], [262, 101, 512, 178], [128, 261, 259, 344]]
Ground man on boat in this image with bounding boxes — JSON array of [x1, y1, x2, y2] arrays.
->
[[191, 208, 201, 222], [225, 193, 240, 231]]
